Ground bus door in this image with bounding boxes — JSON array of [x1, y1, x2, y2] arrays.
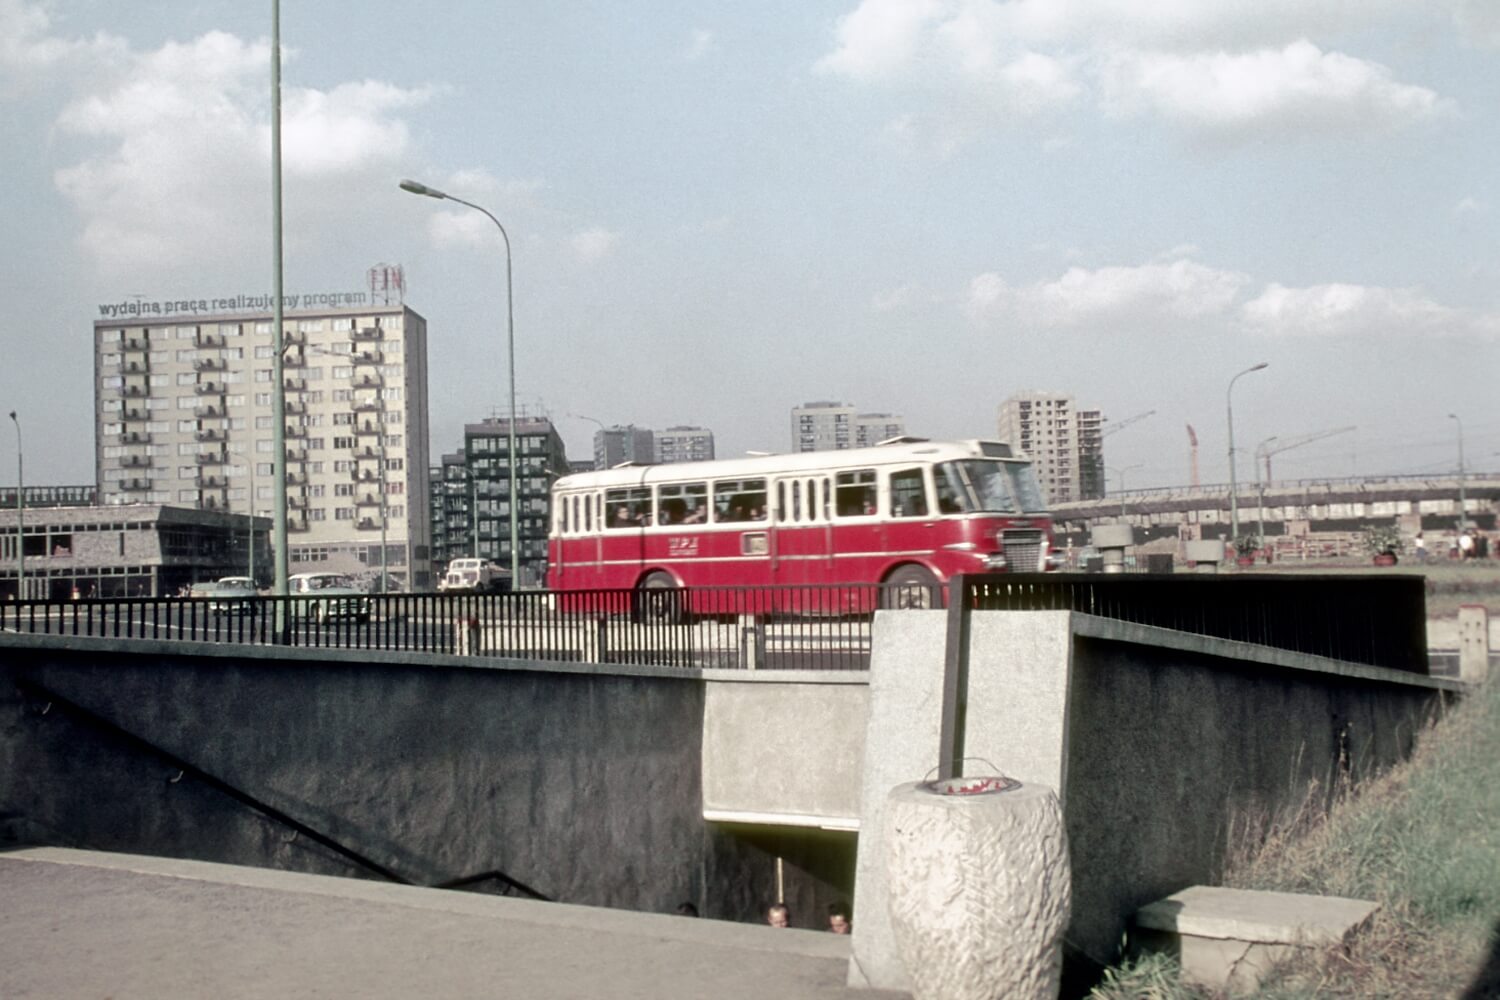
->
[[770, 475, 834, 587], [883, 466, 937, 557]]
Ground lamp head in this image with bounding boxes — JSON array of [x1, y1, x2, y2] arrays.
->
[[399, 179, 446, 200], [1250, 362, 1268, 372]]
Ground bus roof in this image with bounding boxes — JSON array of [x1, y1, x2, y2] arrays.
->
[[553, 439, 1028, 492]]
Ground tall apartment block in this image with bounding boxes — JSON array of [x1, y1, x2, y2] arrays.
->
[[94, 304, 433, 589], [792, 402, 906, 453], [594, 425, 655, 469], [655, 426, 715, 464], [425, 416, 568, 584], [854, 413, 905, 449], [996, 391, 1104, 504]]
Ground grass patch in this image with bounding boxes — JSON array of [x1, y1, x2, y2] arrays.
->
[[1090, 677, 1500, 999]]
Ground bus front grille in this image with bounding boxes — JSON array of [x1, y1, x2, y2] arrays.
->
[[1002, 531, 1045, 572]]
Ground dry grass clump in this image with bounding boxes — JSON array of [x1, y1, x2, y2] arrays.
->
[[1091, 676, 1500, 999]]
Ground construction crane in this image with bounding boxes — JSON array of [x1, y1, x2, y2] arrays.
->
[[1084, 410, 1154, 499], [1101, 410, 1156, 438], [1256, 426, 1357, 483], [1186, 424, 1199, 488], [1254, 426, 1357, 548]]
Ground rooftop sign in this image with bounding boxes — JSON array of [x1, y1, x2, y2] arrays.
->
[[97, 290, 373, 320]]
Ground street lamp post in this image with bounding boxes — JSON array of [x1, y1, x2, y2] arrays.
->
[[1108, 464, 1142, 519], [1255, 435, 1278, 555], [401, 179, 520, 588], [8, 412, 20, 600], [569, 413, 606, 469], [1226, 362, 1269, 543], [270, 0, 289, 627], [1448, 413, 1466, 529]]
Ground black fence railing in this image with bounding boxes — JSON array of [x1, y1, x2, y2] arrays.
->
[[1, 574, 1432, 674], [953, 572, 1430, 674], [0, 586, 902, 672]]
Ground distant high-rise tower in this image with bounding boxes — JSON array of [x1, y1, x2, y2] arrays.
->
[[792, 401, 905, 452], [594, 425, 655, 469], [997, 391, 1104, 504], [94, 301, 433, 589], [655, 426, 715, 464], [854, 413, 905, 448]]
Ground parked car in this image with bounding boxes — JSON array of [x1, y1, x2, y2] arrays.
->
[[288, 572, 371, 624], [439, 558, 511, 593], [210, 576, 258, 614]]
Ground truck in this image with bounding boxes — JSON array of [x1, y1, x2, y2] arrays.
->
[[439, 558, 510, 593]]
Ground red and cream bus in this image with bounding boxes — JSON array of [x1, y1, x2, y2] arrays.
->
[[546, 438, 1055, 613]]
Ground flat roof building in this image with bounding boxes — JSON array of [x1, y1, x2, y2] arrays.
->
[[997, 391, 1104, 504], [792, 402, 906, 453], [654, 426, 715, 465], [93, 303, 432, 590], [0, 503, 269, 600]]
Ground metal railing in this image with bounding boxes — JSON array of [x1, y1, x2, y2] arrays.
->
[[0, 585, 899, 672], [953, 572, 1429, 673], [1, 574, 1432, 674]]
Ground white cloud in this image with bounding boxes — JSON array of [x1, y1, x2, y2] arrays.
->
[[1240, 283, 1498, 338], [968, 258, 1250, 326], [872, 283, 920, 311], [34, 16, 434, 280], [1454, 196, 1486, 215], [816, 1, 1451, 142], [1455, 0, 1500, 48], [684, 28, 716, 61], [816, 0, 945, 80], [281, 81, 434, 176], [0, 0, 125, 94], [1099, 40, 1450, 136], [427, 210, 497, 250], [571, 227, 619, 262], [968, 256, 1500, 340]]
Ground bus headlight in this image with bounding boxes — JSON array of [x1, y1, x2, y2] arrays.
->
[[983, 553, 1008, 570]]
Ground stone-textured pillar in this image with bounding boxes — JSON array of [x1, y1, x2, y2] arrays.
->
[[1458, 604, 1489, 684], [1091, 525, 1134, 575], [886, 780, 1070, 1000]]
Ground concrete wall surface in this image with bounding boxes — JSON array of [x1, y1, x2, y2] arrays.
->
[[0, 634, 845, 925], [701, 671, 868, 830], [850, 609, 1459, 992]]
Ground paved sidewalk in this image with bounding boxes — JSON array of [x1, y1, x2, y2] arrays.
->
[[0, 848, 907, 999]]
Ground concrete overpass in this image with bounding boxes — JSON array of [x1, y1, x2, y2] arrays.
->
[[0, 590, 1461, 991]]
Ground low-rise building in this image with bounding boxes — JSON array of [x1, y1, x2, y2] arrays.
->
[[0, 504, 269, 600]]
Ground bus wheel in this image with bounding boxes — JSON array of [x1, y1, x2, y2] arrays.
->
[[635, 572, 684, 624], [881, 565, 940, 610]]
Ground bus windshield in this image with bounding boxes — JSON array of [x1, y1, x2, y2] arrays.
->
[[936, 460, 1045, 514]]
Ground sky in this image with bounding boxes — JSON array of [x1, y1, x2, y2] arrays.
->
[[2, 0, 1498, 492]]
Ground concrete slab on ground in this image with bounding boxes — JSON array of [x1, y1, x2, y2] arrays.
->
[[0, 848, 907, 1000], [1134, 885, 1379, 992]]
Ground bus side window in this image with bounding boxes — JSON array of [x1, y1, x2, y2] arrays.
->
[[792, 480, 802, 522], [835, 469, 878, 517], [890, 468, 929, 517], [605, 487, 651, 528], [713, 478, 767, 522]]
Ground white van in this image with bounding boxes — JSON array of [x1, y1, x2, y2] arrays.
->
[[440, 558, 510, 593]]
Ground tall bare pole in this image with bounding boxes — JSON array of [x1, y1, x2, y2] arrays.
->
[[8, 412, 21, 599], [1226, 362, 1268, 542], [271, 1, 289, 616]]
